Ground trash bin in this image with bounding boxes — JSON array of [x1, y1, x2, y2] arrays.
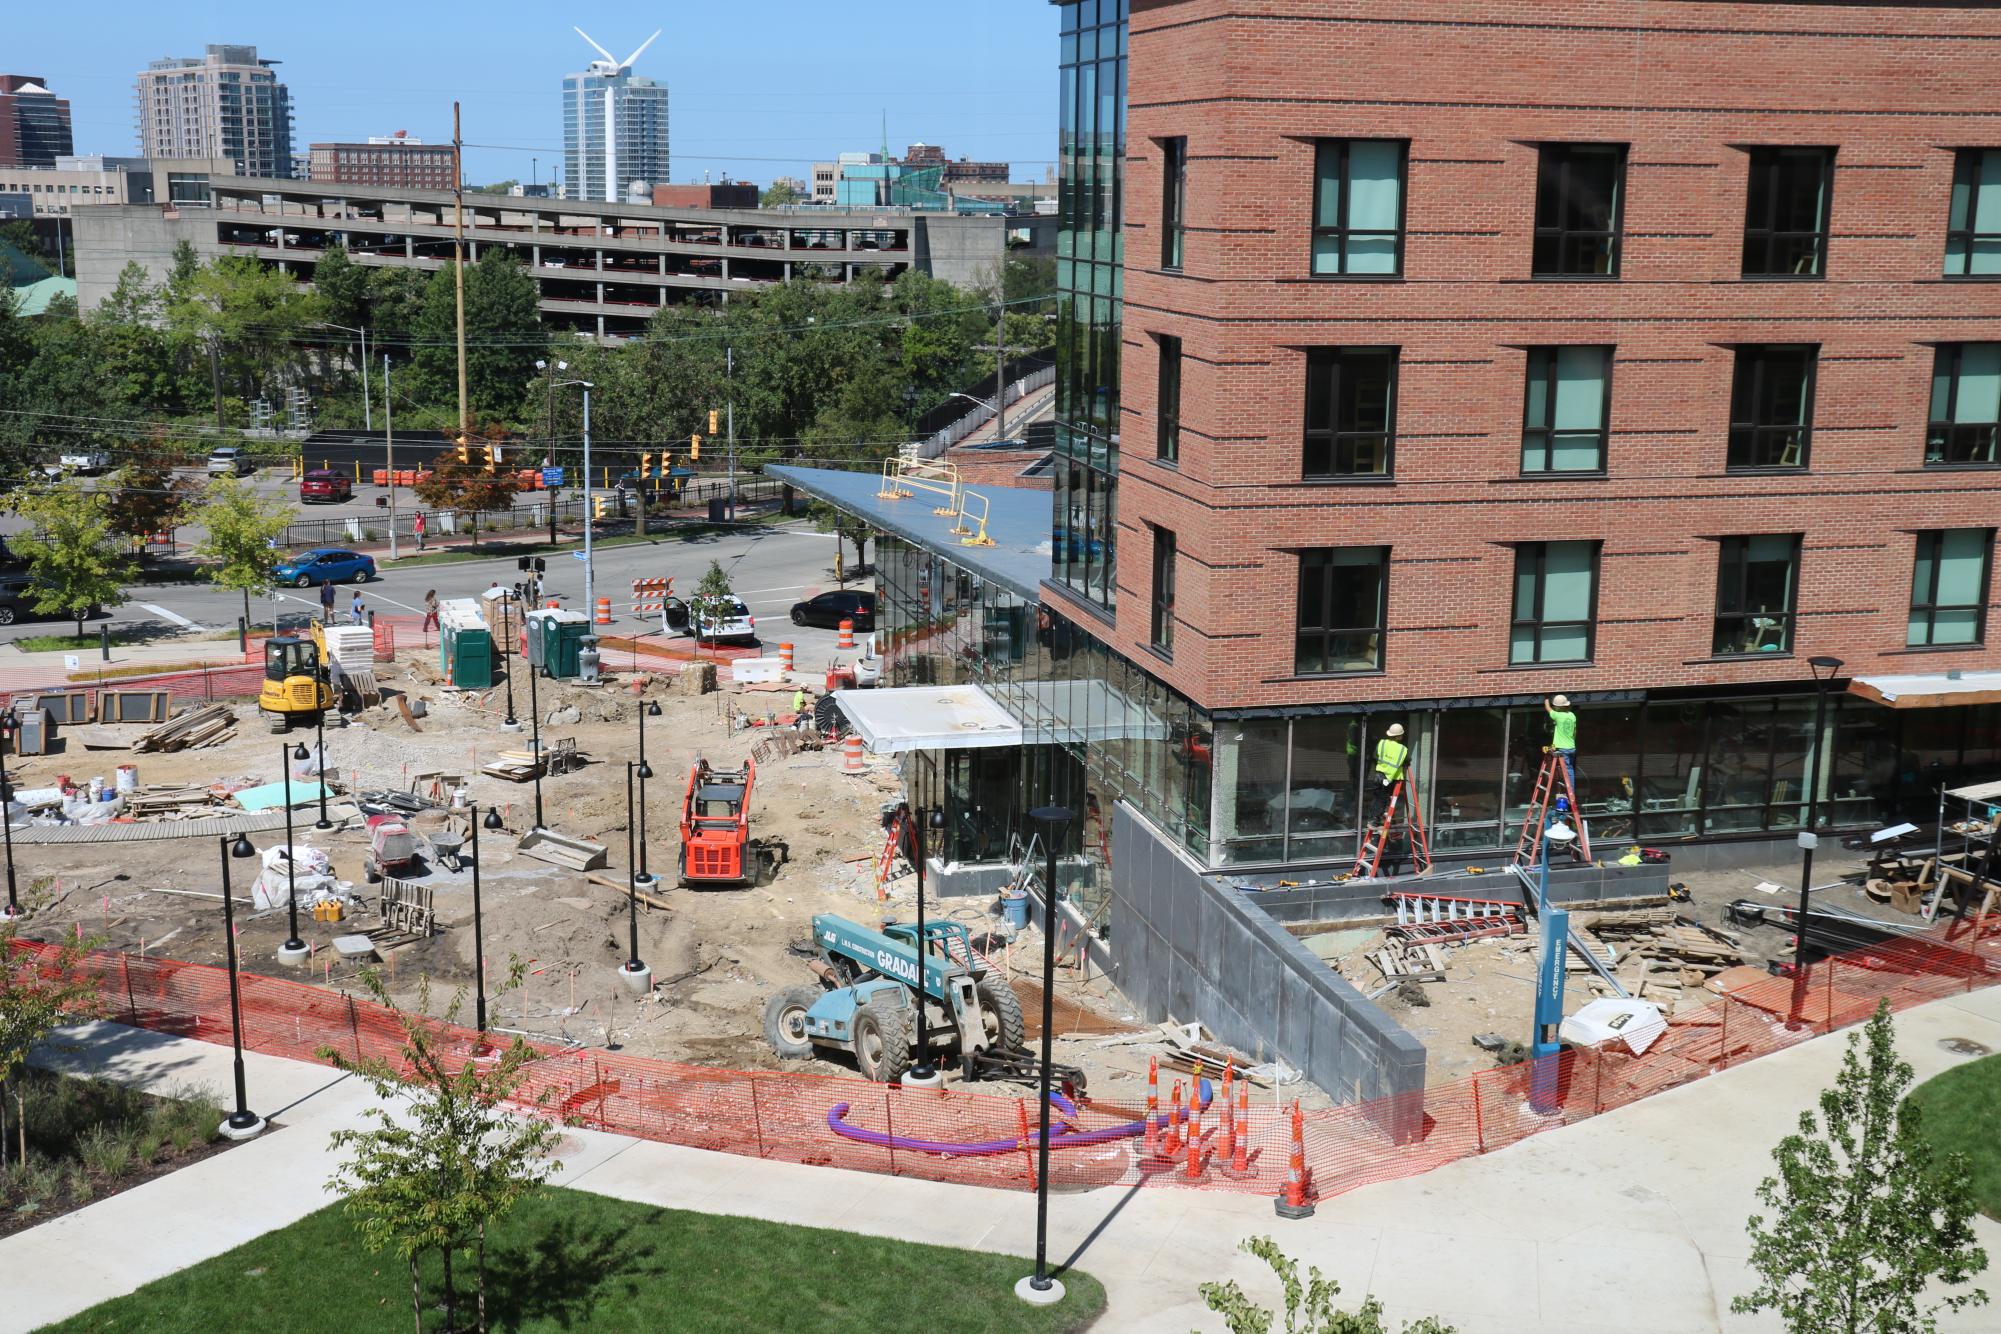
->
[[707, 497, 727, 523]]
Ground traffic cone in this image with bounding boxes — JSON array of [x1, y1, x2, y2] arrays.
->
[[1275, 1100, 1315, 1219], [1184, 1087, 1205, 1180], [1143, 1055, 1160, 1158], [1164, 1080, 1184, 1157], [1016, 1098, 1036, 1192], [1218, 1062, 1237, 1174], [1229, 1076, 1251, 1177]]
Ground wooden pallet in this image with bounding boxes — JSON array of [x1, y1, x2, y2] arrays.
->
[[133, 703, 236, 752]]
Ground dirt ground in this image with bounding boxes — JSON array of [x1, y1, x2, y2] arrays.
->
[[7, 651, 1194, 1102]]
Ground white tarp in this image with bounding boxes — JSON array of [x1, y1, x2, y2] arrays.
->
[[1559, 997, 1668, 1056], [833, 685, 1023, 754]]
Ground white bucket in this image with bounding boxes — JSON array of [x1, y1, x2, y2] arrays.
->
[[115, 764, 138, 793], [88, 775, 106, 801]]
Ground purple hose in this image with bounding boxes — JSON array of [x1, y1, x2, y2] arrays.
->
[[825, 1079, 1213, 1157]]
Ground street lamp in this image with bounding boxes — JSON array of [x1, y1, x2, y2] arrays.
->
[[311, 689, 331, 831], [496, 587, 520, 732], [276, 745, 309, 966], [218, 832, 265, 1140], [1017, 803, 1072, 1307], [904, 804, 947, 1089], [634, 699, 660, 887], [620, 763, 652, 996], [1529, 813, 1577, 1115], [1791, 655, 1845, 1021], [474, 804, 503, 1035], [527, 644, 546, 831], [317, 323, 370, 430], [0, 713, 19, 920], [556, 379, 595, 620]]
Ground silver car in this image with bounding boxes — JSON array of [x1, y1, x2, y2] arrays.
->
[[206, 446, 253, 476]]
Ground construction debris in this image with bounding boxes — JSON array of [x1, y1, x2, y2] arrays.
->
[[516, 827, 610, 872], [133, 704, 237, 752]]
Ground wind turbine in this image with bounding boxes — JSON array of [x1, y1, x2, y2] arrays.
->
[[575, 28, 662, 203]]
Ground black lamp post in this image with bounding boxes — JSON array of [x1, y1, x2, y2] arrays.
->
[[1790, 655, 1845, 1022], [1017, 802, 1072, 1307], [527, 641, 545, 830], [619, 763, 650, 995], [276, 744, 308, 965], [904, 804, 946, 1087], [218, 832, 265, 1139], [311, 691, 331, 831], [0, 713, 19, 920], [500, 591, 520, 731], [635, 699, 660, 887], [475, 805, 502, 1034]]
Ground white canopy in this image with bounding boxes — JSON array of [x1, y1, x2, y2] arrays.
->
[[833, 686, 1023, 754]]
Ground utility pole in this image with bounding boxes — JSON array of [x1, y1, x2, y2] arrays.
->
[[995, 222, 1008, 444], [452, 101, 469, 439], [384, 353, 397, 561], [209, 338, 225, 429], [726, 346, 736, 521]]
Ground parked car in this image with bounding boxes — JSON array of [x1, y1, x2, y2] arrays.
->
[[274, 547, 376, 587], [0, 575, 102, 626], [789, 589, 875, 631], [58, 451, 112, 475], [693, 595, 757, 644], [206, 446, 254, 477], [299, 469, 353, 503]]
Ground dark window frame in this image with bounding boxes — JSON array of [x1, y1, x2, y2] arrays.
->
[[1509, 541, 1602, 665], [1712, 534, 1803, 658], [1160, 136, 1187, 271], [1521, 345, 1614, 475], [1727, 345, 1819, 471], [1926, 342, 2001, 467], [1532, 144, 1627, 279], [1309, 138, 1408, 279], [1741, 147, 1834, 280], [1150, 526, 1176, 655], [1302, 347, 1399, 480], [1909, 528, 1995, 648], [1946, 148, 2001, 280], [1294, 546, 1389, 676], [1156, 332, 1182, 463]]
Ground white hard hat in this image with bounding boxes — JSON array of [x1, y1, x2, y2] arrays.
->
[[1385, 723, 1405, 739], [1552, 694, 1571, 709]]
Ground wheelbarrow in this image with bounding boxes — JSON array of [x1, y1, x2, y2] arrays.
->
[[430, 830, 466, 874]]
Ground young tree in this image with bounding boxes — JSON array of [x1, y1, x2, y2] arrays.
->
[[690, 558, 738, 638], [810, 501, 870, 577], [1734, 998, 1989, 1333], [104, 456, 200, 551], [413, 447, 519, 548], [7, 483, 133, 635], [1200, 1236, 1456, 1334], [0, 919, 107, 1166], [191, 476, 296, 628], [321, 965, 560, 1334]]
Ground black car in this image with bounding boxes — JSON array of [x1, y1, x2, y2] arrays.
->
[[0, 575, 101, 626], [789, 589, 875, 631]]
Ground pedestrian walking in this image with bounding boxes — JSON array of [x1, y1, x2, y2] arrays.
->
[[413, 511, 427, 551], [349, 591, 366, 626], [422, 589, 440, 634], [319, 580, 336, 623]]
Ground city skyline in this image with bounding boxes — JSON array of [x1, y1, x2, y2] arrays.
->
[[7, 1, 1054, 188]]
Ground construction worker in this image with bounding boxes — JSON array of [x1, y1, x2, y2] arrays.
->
[[1372, 723, 1411, 819], [1545, 694, 1579, 795]]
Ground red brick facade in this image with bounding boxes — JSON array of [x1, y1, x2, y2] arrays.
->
[[1093, 0, 2001, 712]]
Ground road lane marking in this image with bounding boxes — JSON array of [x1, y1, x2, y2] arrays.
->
[[140, 603, 204, 631]]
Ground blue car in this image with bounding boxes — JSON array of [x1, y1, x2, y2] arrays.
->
[[276, 547, 377, 588]]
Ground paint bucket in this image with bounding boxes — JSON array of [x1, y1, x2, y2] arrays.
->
[[115, 765, 138, 793], [1001, 885, 1029, 931]]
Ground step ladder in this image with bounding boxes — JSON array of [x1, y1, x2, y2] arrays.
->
[[873, 807, 913, 912], [1389, 891, 1520, 926], [1351, 779, 1433, 879], [1512, 750, 1592, 867], [1390, 915, 1523, 946]]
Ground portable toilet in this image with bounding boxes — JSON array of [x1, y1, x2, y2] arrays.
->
[[438, 598, 494, 688], [532, 608, 590, 679]]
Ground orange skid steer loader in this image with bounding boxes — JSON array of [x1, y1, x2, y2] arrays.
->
[[676, 757, 786, 888]]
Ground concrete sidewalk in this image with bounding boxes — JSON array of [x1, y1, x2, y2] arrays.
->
[[10, 989, 2001, 1333]]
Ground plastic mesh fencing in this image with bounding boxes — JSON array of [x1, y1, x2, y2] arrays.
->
[[12, 918, 1997, 1205]]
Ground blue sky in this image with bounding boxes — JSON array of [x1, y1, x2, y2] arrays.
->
[[13, 1, 1059, 187]]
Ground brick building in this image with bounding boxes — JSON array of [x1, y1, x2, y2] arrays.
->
[[308, 134, 455, 190]]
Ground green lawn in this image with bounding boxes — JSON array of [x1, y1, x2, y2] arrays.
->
[[1908, 1051, 2001, 1220], [12, 630, 127, 652], [42, 1185, 1105, 1333]]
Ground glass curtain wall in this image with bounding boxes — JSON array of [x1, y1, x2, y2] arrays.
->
[[1053, 0, 1126, 609]]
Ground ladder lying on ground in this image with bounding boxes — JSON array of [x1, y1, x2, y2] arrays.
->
[[1351, 778, 1432, 879], [1513, 750, 1592, 866]]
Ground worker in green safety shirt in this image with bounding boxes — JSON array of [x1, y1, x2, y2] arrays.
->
[[1546, 694, 1579, 794], [1371, 723, 1411, 818]]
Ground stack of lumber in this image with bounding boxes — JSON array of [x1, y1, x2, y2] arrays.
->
[[123, 785, 221, 818], [1628, 918, 1746, 985], [1370, 940, 1448, 982], [132, 704, 235, 752], [480, 748, 545, 782]]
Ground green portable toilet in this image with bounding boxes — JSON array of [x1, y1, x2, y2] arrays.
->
[[438, 598, 495, 688], [535, 608, 590, 679]]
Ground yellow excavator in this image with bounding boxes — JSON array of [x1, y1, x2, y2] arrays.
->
[[258, 622, 337, 733]]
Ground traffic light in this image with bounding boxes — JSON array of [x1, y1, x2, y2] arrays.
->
[[454, 436, 470, 465], [486, 442, 501, 470], [708, 409, 719, 435], [661, 452, 672, 476], [640, 452, 653, 480], [690, 433, 701, 462], [593, 495, 610, 519]]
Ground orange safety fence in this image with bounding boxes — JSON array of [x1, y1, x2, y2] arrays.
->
[[10, 917, 1997, 1205]]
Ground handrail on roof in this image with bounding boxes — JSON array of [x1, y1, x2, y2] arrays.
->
[[876, 457, 961, 516]]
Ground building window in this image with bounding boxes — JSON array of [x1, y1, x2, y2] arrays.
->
[[1296, 547, 1387, 674], [1533, 144, 1625, 277], [1946, 149, 2001, 278], [1927, 343, 2000, 466], [1522, 346, 1611, 473], [1156, 334, 1182, 463], [1743, 148, 1832, 278], [1161, 136, 1187, 270], [1303, 348, 1397, 479], [1908, 529, 1993, 647], [1311, 139, 1404, 276], [1510, 541, 1599, 664], [1728, 346, 1817, 470], [1714, 535, 1801, 656], [1151, 527, 1177, 654]]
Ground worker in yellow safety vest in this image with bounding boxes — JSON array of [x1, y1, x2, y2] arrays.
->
[[1371, 723, 1411, 821], [1545, 693, 1579, 795]]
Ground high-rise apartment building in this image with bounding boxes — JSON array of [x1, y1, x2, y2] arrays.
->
[[0, 75, 73, 168], [562, 30, 670, 204], [309, 134, 455, 191], [136, 45, 294, 180]]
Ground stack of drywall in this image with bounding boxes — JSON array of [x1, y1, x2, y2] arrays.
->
[[321, 626, 377, 673]]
